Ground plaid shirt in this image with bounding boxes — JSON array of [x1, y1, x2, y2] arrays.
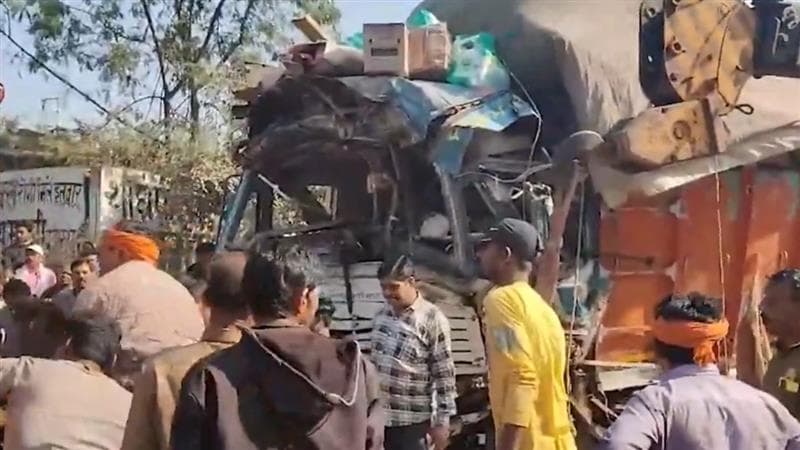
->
[[371, 296, 457, 427]]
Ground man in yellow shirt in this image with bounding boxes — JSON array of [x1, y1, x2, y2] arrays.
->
[[477, 218, 576, 450]]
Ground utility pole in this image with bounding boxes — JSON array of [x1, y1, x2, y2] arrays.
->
[[41, 97, 61, 129]]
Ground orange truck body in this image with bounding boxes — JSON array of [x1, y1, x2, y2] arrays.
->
[[597, 167, 799, 371]]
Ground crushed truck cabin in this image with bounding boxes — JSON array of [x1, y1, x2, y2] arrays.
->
[[218, 0, 800, 447]]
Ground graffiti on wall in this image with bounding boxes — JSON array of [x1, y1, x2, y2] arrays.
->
[[105, 179, 164, 222], [0, 180, 84, 211], [0, 168, 89, 262], [100, 167, 167, 231]]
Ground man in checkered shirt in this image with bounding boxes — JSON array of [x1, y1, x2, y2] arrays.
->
[[371, 254, 457, 450]]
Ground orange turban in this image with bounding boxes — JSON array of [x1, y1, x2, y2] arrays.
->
[[103, 228, 160, 265], [652, 318, 729, 366]]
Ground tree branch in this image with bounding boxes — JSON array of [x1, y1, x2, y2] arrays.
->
[[120, 95, 165, 114], [62, 3, 145, 43], [175, 0, 184, 19], [140, 0, 174, 116], [96, 94, 164, 128], [0, 27, 155, 141], [187, 0, 198, 21], [221, 0, 256, 63], [197, 0, 227, 61]]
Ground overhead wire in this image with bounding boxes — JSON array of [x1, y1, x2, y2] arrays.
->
[[566, 176, 586, 394], [0, 26, 159, 143], [507, 68, 547, 163], [451, 63, 552, 186], [712, 157, 731, 372], [708, 6, 733, 370], [452, 70, 552, 185], [454, 161, 552, 184]]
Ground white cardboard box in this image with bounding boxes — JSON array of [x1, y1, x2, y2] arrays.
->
[[364, 23, 409, 76]]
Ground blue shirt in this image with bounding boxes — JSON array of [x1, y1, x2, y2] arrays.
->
[[598, 364, 800, 450]]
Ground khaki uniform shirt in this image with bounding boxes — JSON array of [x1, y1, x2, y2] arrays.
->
[[765, 345, 800, 419], [0, 357, 132, 450], [121, 326, 242, 450], [72, 261, 205, 384]]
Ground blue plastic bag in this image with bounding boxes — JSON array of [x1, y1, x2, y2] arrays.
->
[[447, 33, 510, 90]]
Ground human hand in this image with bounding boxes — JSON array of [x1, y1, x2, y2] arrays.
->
[[428, 424, 450, 450]]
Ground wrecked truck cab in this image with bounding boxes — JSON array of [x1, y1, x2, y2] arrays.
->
[[216, 74, 549, 445]]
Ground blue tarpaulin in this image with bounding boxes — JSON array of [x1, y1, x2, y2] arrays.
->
[[336, 76, 536, 174]]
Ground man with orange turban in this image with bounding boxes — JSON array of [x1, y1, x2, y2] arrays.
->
[[71, 223, 204, 387], [598, 293, 800, 450]]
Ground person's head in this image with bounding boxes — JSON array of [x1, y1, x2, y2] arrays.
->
[[57, 264, 72, 286], [652, 292, 727, 370], [762, 269, 800, 345], [78, 241, 96, 254], [14, 222, 33, 245], [79, 242, 100, 273], [377, 254, 418, 311], [312, 296, 335, 337], [24, 244, 45, 268], [79, 242, 100, 274], [98, 224, 160, 274], [70, 258, 95, 292], [477, 218, 542, 284], [58, 314, 122, 374], [203, 251, 248, 319], [242, 246, 321, 326], [2, 278, 32, 310], [195, 242, 216, 265]]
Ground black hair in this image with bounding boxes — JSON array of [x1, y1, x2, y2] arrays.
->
[[377, 254, 415, 281], [64, 314, 122, 373], [204, 252, 247, 312], [196, 241, 216, 255], [179, 275, 207, 300], [15, 221, 33, 233], [70, 258, 93, 272], [768, 269, 800, 299], [78, 240, 97, 255], [3, 278, 31, 299], [79, 249, 98, 258], [315, 296, 335, 327], [2, 279, 35, 318], [242, 245, 321, 319], [653, 292, 723, 365]]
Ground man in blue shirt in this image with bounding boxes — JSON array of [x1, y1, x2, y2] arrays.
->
[[599, 292, 800, 450]]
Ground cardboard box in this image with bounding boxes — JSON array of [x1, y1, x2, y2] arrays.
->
[[409, 23, 451, 81], [292, 15, 330, 42], [364, 23, 408, 76]]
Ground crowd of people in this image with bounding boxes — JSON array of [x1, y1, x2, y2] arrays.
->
[[1, 216, 800, 450]]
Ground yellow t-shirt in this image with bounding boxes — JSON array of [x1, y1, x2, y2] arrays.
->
[[484, 281, 576, 450]]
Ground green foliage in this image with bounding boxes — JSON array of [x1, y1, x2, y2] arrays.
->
[[34, 122, 236, 257], [11, 0, 341, 124], [7, 0, 341, 262]]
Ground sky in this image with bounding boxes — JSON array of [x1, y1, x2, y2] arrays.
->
[[0, 0, 419, 128]]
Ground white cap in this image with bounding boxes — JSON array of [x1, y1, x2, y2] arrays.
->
[[25, 244, 45, 256]]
